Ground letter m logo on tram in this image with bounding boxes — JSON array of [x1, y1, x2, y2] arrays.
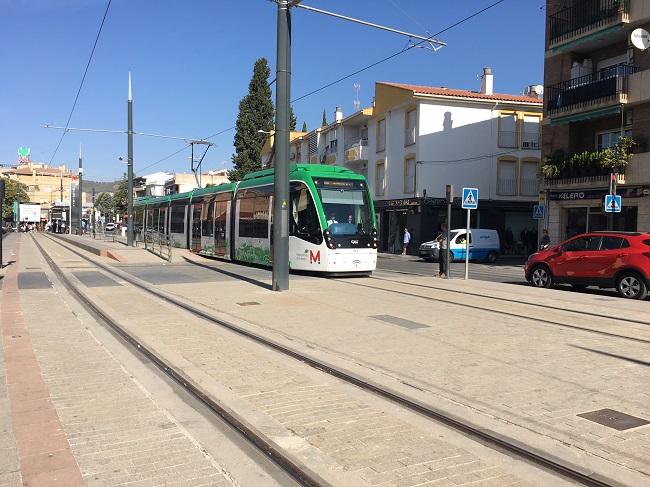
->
[[309, 250, 321, 264]]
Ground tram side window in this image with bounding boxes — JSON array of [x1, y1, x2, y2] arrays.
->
[[239, 195, 270, 238], [170, 205, 185, 233], [215, 200, 227, 240], [290, 183, 322, 244], [238, 197, 255, 238], [202, 200, 215, 237], [254, 196, 270, 238]]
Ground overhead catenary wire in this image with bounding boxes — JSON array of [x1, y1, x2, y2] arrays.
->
[[48, 0, 112, 165], [140, 0, 507, 173]]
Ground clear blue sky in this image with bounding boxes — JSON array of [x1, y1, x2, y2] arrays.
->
[[0, 0, 545, 182]]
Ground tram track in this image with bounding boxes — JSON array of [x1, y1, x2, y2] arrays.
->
[[333, 275, 650, 345], [35, 234, 626, 487]]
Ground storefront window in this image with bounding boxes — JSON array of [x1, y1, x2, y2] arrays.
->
[[564, 206, 637, 239]]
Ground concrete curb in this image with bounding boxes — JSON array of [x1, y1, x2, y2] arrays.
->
[[52, 234, 126, 262]]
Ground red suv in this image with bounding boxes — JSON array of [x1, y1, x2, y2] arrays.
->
[[525, 232, 650, 299]]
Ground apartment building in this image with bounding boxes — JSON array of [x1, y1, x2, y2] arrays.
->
[[0, 160, 85, 221], [543, 0, 650, 242], [367, 75, 543, 254]]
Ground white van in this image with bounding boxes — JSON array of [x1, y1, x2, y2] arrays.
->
[[419, 228, 500, 263]]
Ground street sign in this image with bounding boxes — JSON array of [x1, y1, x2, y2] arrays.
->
[[461, 187, 478, 210], [533, 204, 545, 220], [604, 194, 622, 213]]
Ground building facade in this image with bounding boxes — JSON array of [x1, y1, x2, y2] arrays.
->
[[543, 0, 650, 243]]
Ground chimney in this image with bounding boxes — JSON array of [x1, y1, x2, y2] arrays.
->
[[335, 106, 343, 123], [481, 67, 493, 95]]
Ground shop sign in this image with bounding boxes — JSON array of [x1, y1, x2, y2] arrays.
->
[[550, 187, 648, 201]]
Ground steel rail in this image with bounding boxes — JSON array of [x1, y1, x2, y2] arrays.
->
[[32, 235, 322, 487], [38, 234, 620, 487]]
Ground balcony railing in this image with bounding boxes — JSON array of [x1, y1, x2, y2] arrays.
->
[[522, 132, 540, 149], [497, 131, 540, 149], [344, 140, 369, 162], [546, 65, 639, 114], [497, 178, 517, 196], [548, 0, 629, 46], [520, 179, 539, 196]]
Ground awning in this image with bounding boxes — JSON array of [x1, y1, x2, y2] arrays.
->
[[549, 106, 621, 126]]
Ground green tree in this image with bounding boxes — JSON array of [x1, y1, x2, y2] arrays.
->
[[113, 177, 128, 218], [289, 106, 297, 131], [94, 191, 114, 218], [1, 178, 28, 220], [301, 121, 307, 132], [229, 58, 274, 181], [322, 109, 328, 127]]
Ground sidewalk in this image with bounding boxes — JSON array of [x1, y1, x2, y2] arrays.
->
[[0, 234, 236, 486]]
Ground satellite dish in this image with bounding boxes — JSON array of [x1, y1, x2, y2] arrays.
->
[[631, 28, 650, 51]]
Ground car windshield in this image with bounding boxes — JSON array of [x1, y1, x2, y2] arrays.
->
[[315, 179, 373, 236]]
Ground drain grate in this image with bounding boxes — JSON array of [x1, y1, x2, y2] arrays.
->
[[237, 302, 260, 307], [577, 408, 650, 431], [370, 314, 430, 330]]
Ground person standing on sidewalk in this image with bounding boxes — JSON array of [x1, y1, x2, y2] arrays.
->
[[402, 228, 411, 255], [437, 223, 448, 278]]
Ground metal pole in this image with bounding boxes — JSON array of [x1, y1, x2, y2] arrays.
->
[[127, 72, 134, 246], [69, 180, 73, 235], [272, 0, 291, 291], [92, 186, 96, 239], [607, 173, 614, 231], [446, 201, 451, 279], [0, 179, 4, 268], [78, 144, 83, 235], [464, 209, 470, 280]]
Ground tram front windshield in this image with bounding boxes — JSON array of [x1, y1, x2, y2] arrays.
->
[[315, 179, 373, 236]]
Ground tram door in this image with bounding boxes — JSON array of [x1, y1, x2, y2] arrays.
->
[[191, 204, 202, 252]]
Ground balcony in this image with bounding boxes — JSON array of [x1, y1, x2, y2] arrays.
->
[[548, 0, 629, 49], [522, 132, 540, 149], [344, 139, 368, 163], [497, 178, 517, 196], [520, 178, 539, 196], [497, 131, 540, 150], [543, 172, 626, 189], [546, 65, 639, 118]]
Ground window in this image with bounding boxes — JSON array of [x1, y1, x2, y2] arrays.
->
[[455, 233, 472, 245], [170, 204, 186, 233], [404, 157, 416, 194], [376, 119, 386, 152], [405, 109, 416, 146], [316, 179, 373, 236], [498, 113, 518, 148], [201, 200, 214, 238], [497, 158, 517, 196], [522, 115, 540, 149], [564, 236, 601, 251], [519, 160, 539, 196], [600, 236, 629, 250], [290, 182, 322, 244], [238, 186, 271, 238], [596, 128, 632, 151], [375, 161, 385, 196], [326, 128, 338, 153]]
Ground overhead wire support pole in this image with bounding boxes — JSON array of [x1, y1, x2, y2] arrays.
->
[[294, 3, 446, 48], [127, 72, 134, 247], [273, 0, 292, 291]]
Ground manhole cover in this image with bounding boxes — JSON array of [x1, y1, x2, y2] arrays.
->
[[237, 302, 260, 306], [577, 408, 650, 431]]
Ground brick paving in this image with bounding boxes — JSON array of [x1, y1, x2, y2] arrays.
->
[[34, 236, 553, 486], [2, 235, 234, 487]]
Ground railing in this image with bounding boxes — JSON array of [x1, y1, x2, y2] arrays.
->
[[520, 179, 539, 196], [498, 131, 518, 148], [144, 228, 173, 262], [497, 178, 517, 196], [546, 65, 639, 114], [548, 0, 629, 45], [344, 139, 368, 150], [522, 132, 540, 149], [344, 140, 369, 162], [543, 172, 626, 187]]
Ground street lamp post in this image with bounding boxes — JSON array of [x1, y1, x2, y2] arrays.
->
[[78, 144, 83, 235], [127, 72, 134, 246]]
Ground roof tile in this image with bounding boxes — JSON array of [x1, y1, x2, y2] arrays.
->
[[381, 82, 543, 104]]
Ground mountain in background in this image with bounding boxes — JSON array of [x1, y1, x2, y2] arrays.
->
[[83, 180, 121, 194]]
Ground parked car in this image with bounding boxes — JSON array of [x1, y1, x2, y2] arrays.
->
[[104, 222, 116, 232], [419, 228, 500, 263], [525, 231, 650, 299]]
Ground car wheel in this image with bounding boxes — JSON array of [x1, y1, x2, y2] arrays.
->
[[616, 273, 648, 300], [487, 251, 497, 264], [530, 265, 552, 289]]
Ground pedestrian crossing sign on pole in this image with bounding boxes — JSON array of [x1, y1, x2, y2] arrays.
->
[[604, 194, 622, 213], [533, 204, 545, 220], [461, 187, 479, 210]]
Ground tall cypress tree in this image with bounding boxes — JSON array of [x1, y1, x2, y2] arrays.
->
[[301, 121, 307, 132], [321, 109, 328, 127], [229, 58, 274, 181], [289, 106, 297, 131]]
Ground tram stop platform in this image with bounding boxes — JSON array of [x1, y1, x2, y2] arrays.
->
[[2, 232, 649, 486]]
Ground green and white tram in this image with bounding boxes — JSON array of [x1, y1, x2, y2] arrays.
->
[[134, 164, 378, 273]]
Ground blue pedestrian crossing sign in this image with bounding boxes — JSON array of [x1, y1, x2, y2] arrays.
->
[[533, 204, 545, 220], [461, 187, 479, 210], [604, 194, 622, 213]]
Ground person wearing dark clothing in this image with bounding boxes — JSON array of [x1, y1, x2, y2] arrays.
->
[[436, 223, 449, 278]]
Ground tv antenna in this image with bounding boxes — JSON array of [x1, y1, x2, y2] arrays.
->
[[353, 83, 361, 111], [631, 28, 650, 51]]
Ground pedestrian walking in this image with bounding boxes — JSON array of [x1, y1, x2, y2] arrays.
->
[[436, 223, 449, 278], [539, 229, 551, 250], [402, 228, 411, 255]]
